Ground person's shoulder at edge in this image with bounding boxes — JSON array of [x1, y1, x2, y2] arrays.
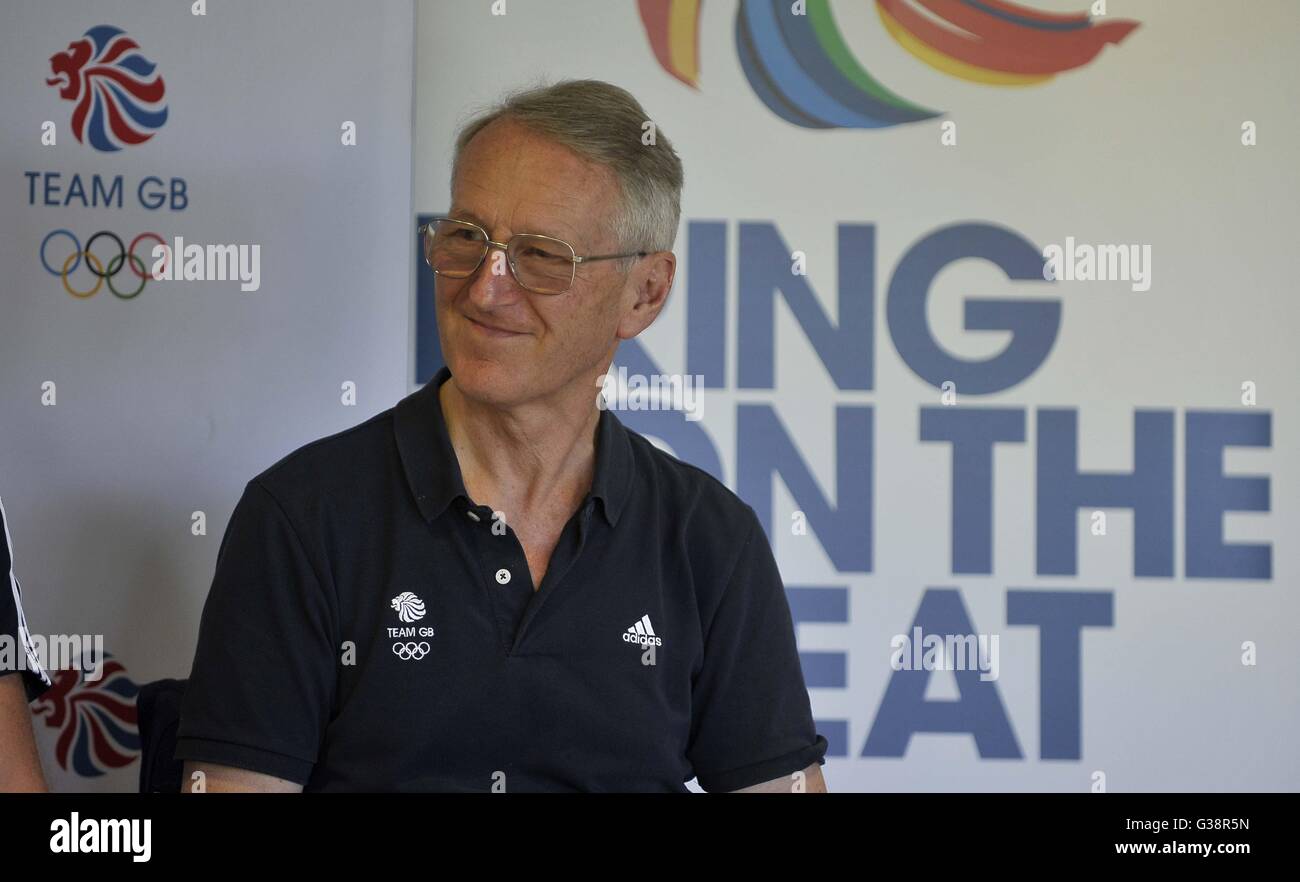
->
[[619, 421, 767, 597], [244, 400, 404, 506]]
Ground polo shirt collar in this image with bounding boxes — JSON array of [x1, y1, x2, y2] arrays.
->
[[590, 399, 633, 527], [394, 365, 633, 527]]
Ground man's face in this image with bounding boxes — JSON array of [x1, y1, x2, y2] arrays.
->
[[436, 117, 651, 409]]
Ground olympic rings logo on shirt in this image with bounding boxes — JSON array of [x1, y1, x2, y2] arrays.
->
[[392, 641, 431, 661], [39, 229, 168, 300]]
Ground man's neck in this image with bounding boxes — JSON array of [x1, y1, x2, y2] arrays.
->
[[439, 373, 603, 520]]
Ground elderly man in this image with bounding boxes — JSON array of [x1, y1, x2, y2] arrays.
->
[[177, 79, 828, 792]]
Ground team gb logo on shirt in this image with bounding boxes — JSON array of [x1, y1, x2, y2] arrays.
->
[[390, 592, 426, 623]]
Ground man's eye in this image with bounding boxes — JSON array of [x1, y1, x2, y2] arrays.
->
[[525, 247, 568, 261]]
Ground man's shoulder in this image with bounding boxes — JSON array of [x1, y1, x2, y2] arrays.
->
[[623, 427, 759, 535], [248, 406, 399, 505]]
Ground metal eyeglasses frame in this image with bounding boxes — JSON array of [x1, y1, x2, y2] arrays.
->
[[418, 217, 649, 295]]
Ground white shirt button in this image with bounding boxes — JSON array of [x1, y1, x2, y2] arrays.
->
[[495, 568, 511, 584], [466, 510, 481, 522]]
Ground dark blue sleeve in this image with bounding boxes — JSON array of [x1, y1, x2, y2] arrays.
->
[[174, 480, 339, 785], [686, 506, 828, 792]]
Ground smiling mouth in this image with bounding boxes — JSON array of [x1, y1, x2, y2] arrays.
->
[[465, 314, 524, 337]]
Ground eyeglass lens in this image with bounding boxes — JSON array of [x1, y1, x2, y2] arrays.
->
[[424, 219, 575, 295]]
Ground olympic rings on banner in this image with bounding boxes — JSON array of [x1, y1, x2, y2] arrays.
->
[[60, 250, 104, 299], [105, 253, 148, 299], [83, 231, 124, 278], [40, 229, 166, 300]]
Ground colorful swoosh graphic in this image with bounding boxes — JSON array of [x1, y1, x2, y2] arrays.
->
[[637, 0, 1139, 129], [878, 0, 1140, 85], [639, 0, 705, 88]]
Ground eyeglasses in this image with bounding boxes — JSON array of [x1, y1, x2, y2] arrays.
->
[[418, 217, 648, 296]]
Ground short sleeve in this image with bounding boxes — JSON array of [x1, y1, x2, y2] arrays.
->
[[174, 480, 338, 785], [0, 496, 53, 702], [687, 507, 828, 792]]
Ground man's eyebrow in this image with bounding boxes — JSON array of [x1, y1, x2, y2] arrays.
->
[[448, 207, 487, 226]]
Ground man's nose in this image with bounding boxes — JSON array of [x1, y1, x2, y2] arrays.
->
[[464, 243, 524, 306]]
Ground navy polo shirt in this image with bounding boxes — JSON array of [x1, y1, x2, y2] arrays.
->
[[175, 366, 827, 792]]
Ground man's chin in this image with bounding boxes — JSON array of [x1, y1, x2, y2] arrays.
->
[[445, 354, 535, 406]]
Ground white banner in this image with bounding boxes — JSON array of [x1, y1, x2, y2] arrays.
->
[[1, 0, 414, 791], [413, 0, 1298, 792]]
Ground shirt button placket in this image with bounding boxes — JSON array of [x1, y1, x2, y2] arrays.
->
[[464, 500, 532, 650]]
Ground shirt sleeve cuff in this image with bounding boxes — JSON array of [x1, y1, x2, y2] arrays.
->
[[173, 736, 316, 787], [695, 734, 829, 793], [22, 668, 52, 702]]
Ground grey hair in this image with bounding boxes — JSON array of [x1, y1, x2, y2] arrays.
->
[[450, 79, 684, 266]]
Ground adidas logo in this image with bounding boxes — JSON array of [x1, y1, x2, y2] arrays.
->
[[622, 614, 663, 647]]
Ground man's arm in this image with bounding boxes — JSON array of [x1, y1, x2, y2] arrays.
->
[[687, 506, 830, 793], [180, 760, 302, 793], [0, 674, 47, 792], [730, 761, 827, 793], [174, 481, 335, 791]]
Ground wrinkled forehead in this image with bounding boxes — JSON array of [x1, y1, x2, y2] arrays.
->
[[450, 119, 620, 248]]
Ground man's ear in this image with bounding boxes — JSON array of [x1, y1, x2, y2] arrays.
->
[[616, 251, 675, 340]]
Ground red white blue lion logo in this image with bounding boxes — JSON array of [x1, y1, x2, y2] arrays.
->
[[31, 653, 141, 777], [46, 25, 168, 152]]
